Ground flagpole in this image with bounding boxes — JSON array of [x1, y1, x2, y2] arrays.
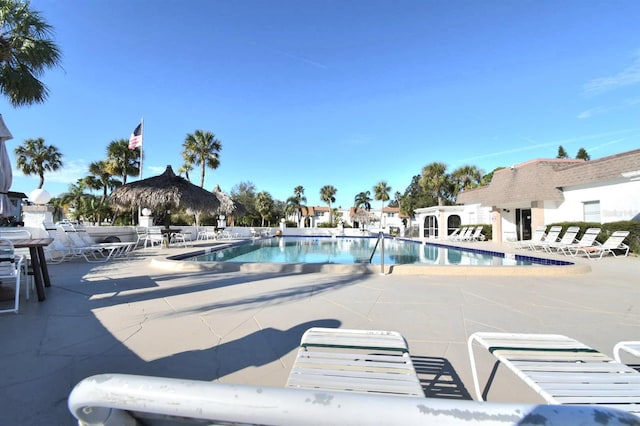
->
[[139, 116, 144, 180], [137, 117, 144, 223]]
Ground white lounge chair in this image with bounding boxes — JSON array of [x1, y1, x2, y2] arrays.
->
[[527, 226, 562, 251], [556, 227, 601, 256], [467, 226, 485, 242], [542, 226, 580, 252], [571, 230, 630, 259], [514, 226, 546, 249], [452, 227, 472, 241], [286, 327, 424, 397], [614, 341, 640, 364], [468, 332, 640, 417]]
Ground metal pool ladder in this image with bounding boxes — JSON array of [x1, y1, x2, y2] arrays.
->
[[369, 232, 385, 274]]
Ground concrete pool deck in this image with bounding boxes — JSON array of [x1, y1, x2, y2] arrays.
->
[[0, 239, 638, 424]]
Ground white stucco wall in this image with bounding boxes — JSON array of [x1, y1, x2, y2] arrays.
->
[[554, 180, 640, 223]]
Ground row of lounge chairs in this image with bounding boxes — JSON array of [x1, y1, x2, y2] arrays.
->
[[447, 226, 485, 242], [516, 226, 630, 258], [47, 225, 136, 263], [67, 327, 640, 424]]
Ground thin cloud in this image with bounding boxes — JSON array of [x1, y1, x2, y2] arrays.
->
[[462, 130, 632, 162], [586, 138, 626, 152], [577, 106, 611, 119], [273, 48, 328, 70], [583, 52, 640, 95]]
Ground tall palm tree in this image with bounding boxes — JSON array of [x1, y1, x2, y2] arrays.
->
[[353, 190, 372, 211], [104, 139, 140, 185], [373, 181, 391, 228], [59, 181, 87, 221], [419, 162, 450, 206], [451, 164, 483, 194], [182, 129, 222, 188], [84, 160, 119, 202], [14, 137, 63, 188], [0, 0, 62, 106], [285, 185, 306, 227], [255, 191, 274, 226], [319, 185, 337, 225]]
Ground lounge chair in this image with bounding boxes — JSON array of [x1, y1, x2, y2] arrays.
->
[[571, 230, 630, 259], [527, 226, 562, 251], [446, 227, 461, 240], [467, 226, 485, 242], [556, 227, 601, 256], [614, 341, 640, 364], [514, 226, 546, 249], [286, 327, 424, 397], [541, 226, 580, 252], [468, 332, 640, 417], [452, 227, 472, 241], [67, 373, 638, 426]]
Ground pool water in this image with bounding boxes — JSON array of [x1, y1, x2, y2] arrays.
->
[[190, 236, 569, 266]]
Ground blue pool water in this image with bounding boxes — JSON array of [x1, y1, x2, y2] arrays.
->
[[189, 236, 571, 267]]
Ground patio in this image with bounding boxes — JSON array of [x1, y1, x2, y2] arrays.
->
[[0, 240, 638, 425]]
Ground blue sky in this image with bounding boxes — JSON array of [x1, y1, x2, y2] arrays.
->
[[4, 0, 640, 208]]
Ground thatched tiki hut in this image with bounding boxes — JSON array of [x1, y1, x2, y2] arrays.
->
[[109, 165, 220, 226], [211, 185, 246, 227]]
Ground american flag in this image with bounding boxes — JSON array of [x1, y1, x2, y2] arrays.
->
[[128, 122, 143, 149]]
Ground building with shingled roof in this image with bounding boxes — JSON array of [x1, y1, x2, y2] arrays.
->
[[455, 148, 640, 243]]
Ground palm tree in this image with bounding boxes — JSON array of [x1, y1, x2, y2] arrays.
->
[[177, 163, 193, 181], [0, 0, 62, 106], [104, 139, 140, 185], [373, 181, 391, 229], [419, 162, 450, 206], [14, 137, 63, 188], [353, 191, 372, 211], [182, 130, 222, 188], [285, 185, 306, 227], [59, 181, 87, 221], [319, 185, 337, 225], [84, 160, 119, 202], [451, 164, 483, 194], [255, 191, 274, 226]]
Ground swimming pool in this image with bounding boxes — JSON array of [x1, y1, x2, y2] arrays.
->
[[188, 236, 572, 267]]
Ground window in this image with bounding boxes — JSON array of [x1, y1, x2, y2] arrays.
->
[[583, 201, 601, 223]]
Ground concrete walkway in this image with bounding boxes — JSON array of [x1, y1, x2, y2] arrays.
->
[[1, 240, 638, 425]]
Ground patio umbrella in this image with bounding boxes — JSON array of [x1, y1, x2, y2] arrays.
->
[[0, 114, 14, 218], [109, 165, 221, 221]]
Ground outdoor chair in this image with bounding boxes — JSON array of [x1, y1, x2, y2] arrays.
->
[[468, 332, 640, 417], [286, 327, 424, 397], [0, 239, 25, 314], [571, 230, 630, 259], [144, 227, 164, 248], [514, 226, 546, 249], [467, 226, 485, 242], [614, 341, 640, 365], [527, 225, 562, 251], [541, 226, 580, 252], [555, 227, 601, 256]]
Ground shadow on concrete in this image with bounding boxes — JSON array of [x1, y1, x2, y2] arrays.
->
[[78, 319, 342, 382], [412, 356, 472, 400]]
